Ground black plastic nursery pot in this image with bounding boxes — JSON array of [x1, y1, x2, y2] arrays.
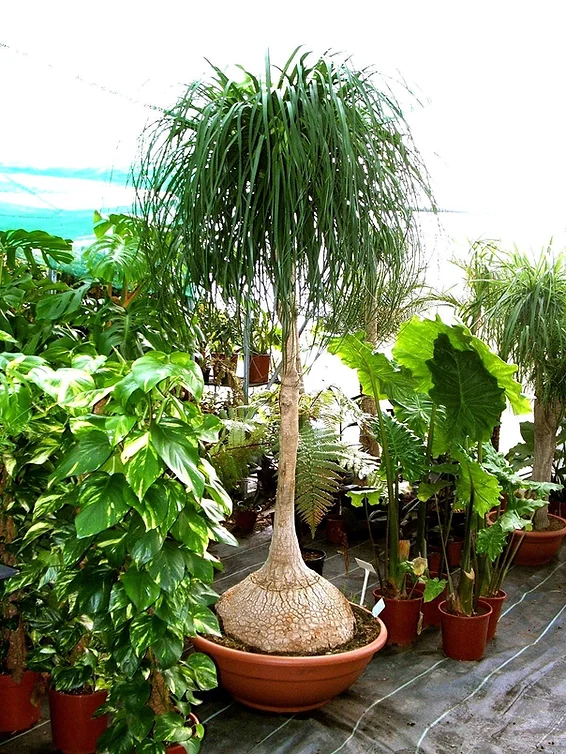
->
[[301, 548, 326, 576]]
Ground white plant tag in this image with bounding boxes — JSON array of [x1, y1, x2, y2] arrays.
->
[[372, 598, 385, 618], [355, 557, 377, 574]]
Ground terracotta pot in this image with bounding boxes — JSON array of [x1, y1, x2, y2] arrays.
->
[[301, 548, 326, 576], [372, 590, 423, 646], [413, 582, 447, 628], [326, 514, 347, 545], [191, 610, 387, 713], [439, 599, 492, 661], [249, 353, 271, 386], [512, 514, 566, 566], [234, 508, 259, 534], [49, 688, 108, 754], [0, 670, 41, 732], [429, 539, 463, 571], [480, 589, 507, 642]]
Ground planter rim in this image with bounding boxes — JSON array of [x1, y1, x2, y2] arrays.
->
[[48, 687, 107, 697], [487, 512, 566, 538], [372, 588, 423, 604], [438, 598, 493, 619], [481, 588, 507, 600], [192, 611, 386, 666]]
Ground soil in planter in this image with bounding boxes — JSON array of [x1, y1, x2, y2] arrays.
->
[[199, 604, 382, 657]]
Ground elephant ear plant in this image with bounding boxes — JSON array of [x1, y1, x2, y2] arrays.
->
[[0, 348, 233, 753], [391, 316, 530, 616]]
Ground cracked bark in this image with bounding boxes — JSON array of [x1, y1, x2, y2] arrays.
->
[[216, 314, 355, 653]]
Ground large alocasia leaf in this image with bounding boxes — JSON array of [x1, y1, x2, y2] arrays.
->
[[427, 334, 506, 446], [328, 332, 414, 401], [394, 316, 530, 415], [452, 450, 502, 516]]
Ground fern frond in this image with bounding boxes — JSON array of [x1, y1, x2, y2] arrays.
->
[[295, 423, 345, 537]]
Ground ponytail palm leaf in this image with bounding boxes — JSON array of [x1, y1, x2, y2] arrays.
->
[[456, 245, 566, 526], [136, 49, 435, 653]]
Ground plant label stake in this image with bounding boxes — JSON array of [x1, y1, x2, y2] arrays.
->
[[372, 598, 385, 618], [355, 558, 376, 606]]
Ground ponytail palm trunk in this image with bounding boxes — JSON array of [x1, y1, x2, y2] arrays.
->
[[137, 49, 434, 652]]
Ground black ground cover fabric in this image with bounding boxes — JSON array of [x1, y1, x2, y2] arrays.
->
[[2, 524, 565, 754]]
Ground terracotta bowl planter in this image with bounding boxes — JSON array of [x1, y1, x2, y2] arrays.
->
[[0, 670, 41, 732], [372, 590, 423, 646], [480, 589, 507, 642], [191, 611, 387, 713], [49, 688, 108, 754], [439, 599, 492, 661], [512, 514, 566, 566]]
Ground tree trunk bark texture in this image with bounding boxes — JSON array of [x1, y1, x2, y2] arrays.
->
[[532, 397, 562, 531], [216, 317, 355, 654]]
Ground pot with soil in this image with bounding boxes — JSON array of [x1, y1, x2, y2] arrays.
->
[[49, 688, 108, 754], [439, 599, 492, 661], [371, 589, 423, 646], [0, 670, 42, 732], [191, 605, 387, 713], [301, 548, 326, 576]]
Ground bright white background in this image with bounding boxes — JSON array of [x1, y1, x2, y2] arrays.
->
[[2, 0, 564, 446]]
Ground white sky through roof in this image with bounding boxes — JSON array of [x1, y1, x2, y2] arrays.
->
[[1, 0, 566, 252]]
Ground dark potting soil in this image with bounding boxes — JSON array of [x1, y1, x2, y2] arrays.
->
[[199, 603, 382, 657], [543, 517, 566, 531]]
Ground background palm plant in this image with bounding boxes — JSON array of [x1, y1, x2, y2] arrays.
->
[[454, 242, 566, 529], [136, 48, 435, 653]]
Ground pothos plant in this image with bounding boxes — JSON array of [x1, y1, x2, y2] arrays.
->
[[0, 347, 234, 754], [331, 316, 532, 616]]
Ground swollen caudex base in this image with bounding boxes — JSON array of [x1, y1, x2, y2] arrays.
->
[[216, 565, 356, 654]]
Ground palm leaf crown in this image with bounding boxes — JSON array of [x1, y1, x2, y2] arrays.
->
[[136, 48, 435, 341]]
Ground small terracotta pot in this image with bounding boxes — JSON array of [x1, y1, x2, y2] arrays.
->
[[429, 539, 463, 571], [481, 589, 507, 641], [301, 548, 326, 576], [249, 353, 271, 385], [191, 610, 387, 713], [0, 670, 41, 732], [439, 599, 492, 661], [372, 590, 423, 646], [326, 514, 347, 545], [234, 508, 259, 534], [413, 582, 447, 628], [49, 688, 108, 754]]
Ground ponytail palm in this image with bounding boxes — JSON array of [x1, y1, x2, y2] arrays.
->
[[457, 244, 566, 529], [136, 49, 435, 653]]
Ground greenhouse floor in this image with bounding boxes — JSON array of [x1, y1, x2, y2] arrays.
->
[[3, 522, 566, 754]]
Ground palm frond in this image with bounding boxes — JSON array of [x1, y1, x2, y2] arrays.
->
[[135, 49, 436, 345]]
